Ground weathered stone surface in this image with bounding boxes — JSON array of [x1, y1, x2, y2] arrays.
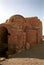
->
[[0, 14, 42, 57]]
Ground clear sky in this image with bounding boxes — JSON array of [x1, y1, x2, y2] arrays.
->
[[0, 0, 44, 35]]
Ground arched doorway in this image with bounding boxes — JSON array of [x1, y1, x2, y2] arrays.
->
[[0, 26, 9, 58]]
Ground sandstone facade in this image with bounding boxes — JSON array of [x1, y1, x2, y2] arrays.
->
[[0, 14, 42, 55]]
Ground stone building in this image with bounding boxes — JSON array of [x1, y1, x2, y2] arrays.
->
[[25, 17, 42, 46], [0, 14, 42, 55]]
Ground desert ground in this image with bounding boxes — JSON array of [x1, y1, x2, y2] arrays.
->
[[0, 41, 44, 65]]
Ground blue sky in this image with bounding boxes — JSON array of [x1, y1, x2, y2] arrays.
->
[[0, 0, 44, 35]]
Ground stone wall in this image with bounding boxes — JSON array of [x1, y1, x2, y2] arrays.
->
[[0, 14, 42, 55]]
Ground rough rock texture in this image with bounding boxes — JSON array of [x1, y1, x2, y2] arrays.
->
[[0, 14, 42, 56], [25, 17, 42, 44]]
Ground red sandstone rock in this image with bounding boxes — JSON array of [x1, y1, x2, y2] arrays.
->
[[0, 14, 42, 56]]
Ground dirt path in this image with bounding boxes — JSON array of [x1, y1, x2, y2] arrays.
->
[[0, 58, 44, 65], [0, 41, 44, 65]]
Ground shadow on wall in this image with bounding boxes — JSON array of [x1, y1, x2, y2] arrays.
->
[[9, 41, 44, 59]]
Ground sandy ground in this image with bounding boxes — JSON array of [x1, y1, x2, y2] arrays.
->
[[0, 41, 44, 65], [0, 58, 44, 65]]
